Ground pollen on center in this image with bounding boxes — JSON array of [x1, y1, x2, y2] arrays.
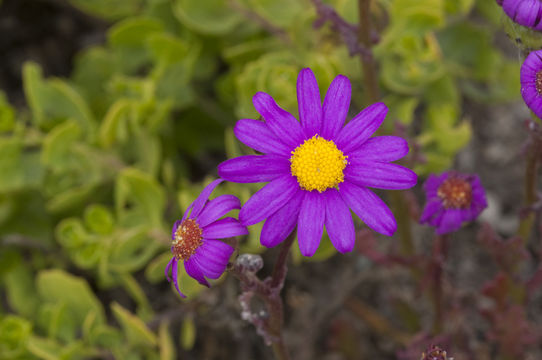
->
[[172, 218, 203, 260], [289, 135, 348, 192]]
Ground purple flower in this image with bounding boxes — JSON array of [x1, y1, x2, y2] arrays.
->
[[165, 179, 248, 298], [501, 0, 542, 30], [420, 172, 487, 235], [218, 68, 417, 257], [521, 50, 542, 119]]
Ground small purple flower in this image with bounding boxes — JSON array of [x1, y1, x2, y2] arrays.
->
[[521, 50, 542, 119], [218, 68, 417, 257], [420, 172, 487, 235], [165, 179, 248, 298], [500, 0, 542, 30]]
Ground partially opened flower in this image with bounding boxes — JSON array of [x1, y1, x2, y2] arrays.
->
[[500, 0, 542, 30], [521, 49, 542, 119], [218, 68, 417, 257], [165, 179, 248, 297], [420, 172, 487, 235]]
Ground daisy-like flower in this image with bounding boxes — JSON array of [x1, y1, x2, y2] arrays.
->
[[165, 179, 248, 297], [420, 172, 487, 235], [500, 0, 542, 30], [218, 68, 417, 257], [521, 49, 542, 119]]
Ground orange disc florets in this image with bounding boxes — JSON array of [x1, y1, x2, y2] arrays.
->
[[172, 218, 203, 260], [437, 177, 472, 209], [536, 70, 542, 95]]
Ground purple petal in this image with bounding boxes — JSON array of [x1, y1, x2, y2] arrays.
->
[[192, 240, 234, 279], [324, 189, 355, 253], [253, 92, 305, 149], [348, 136, 409, 162], [335, 102, 387, 154], [436, 209, 463, 235], [420, 199, 443, 224], [239, 175, 300, 226], [171, 258, 186, 298], [184, 257, 209, 287], [297, 191, 325, 257], [190, 179, 224, 219], [297, 68, 322, 137], [321, 75, 351, 140], [345, 161, 417, 190], [261, 188, 304, 248], [171, 220, 182, 241], [339, 181, 397, 236], [202, 217, 248, 239], [218, 155, 290, 183], [514, 0, 540, 27], [234, 119, 291, 156], [197, 194, 241, 227], [165, 256, 175, 282]]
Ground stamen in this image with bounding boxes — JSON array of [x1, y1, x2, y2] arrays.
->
[[172, 219, 203, 260], [290, 135, 348, 192], [437, 177, 472, 209]]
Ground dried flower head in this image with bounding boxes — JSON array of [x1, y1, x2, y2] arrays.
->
[[420, 172, 487, 234], [218, 68, 417, 256], [165, 179, 248, 297]]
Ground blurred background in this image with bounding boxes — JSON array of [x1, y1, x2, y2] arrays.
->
[[0, 0, 537, 359]]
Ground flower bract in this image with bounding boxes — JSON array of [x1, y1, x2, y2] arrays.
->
[[165, 179, 248, 298], [521, 49, 542, 119], [218, 68, 417, 257], [420, 172, 487, 235]]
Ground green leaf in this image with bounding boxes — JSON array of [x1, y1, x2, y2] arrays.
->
[[246, 0, 305, 28], [4, 254, 39, 318], [145, 252, 173, 284], [111, 302, 157, 348], [180, 317, 196, 350], [172, 0, 242, 35], [99, 99, 131, 148], [0, 315, 33, 359], [0, 137, 44, 192], [115, 168, 165, 227], [84, 205, 115, 235], [23, 62, 95, 134], [159, 322, 176, 360], [0, 91, 15, 133], [36, 270, 105, 328], [41, 120, 82, 170], [109, 226, 162, 273], [108, 17, 164, 48]]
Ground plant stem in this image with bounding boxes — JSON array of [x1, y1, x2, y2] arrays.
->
[[431, 234, 448, 334], [357, 0, 416, 273], [517, 123, 540, 242], [229, 235, 294, 360], [357, 0, 380, 104]]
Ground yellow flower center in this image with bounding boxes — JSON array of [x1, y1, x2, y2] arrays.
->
[[289, 135, 348, 192], [172, 219, 203, 260]]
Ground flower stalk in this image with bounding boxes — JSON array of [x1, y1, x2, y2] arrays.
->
[[357, 0, 380, 104], [230, 234, 294, 360]]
